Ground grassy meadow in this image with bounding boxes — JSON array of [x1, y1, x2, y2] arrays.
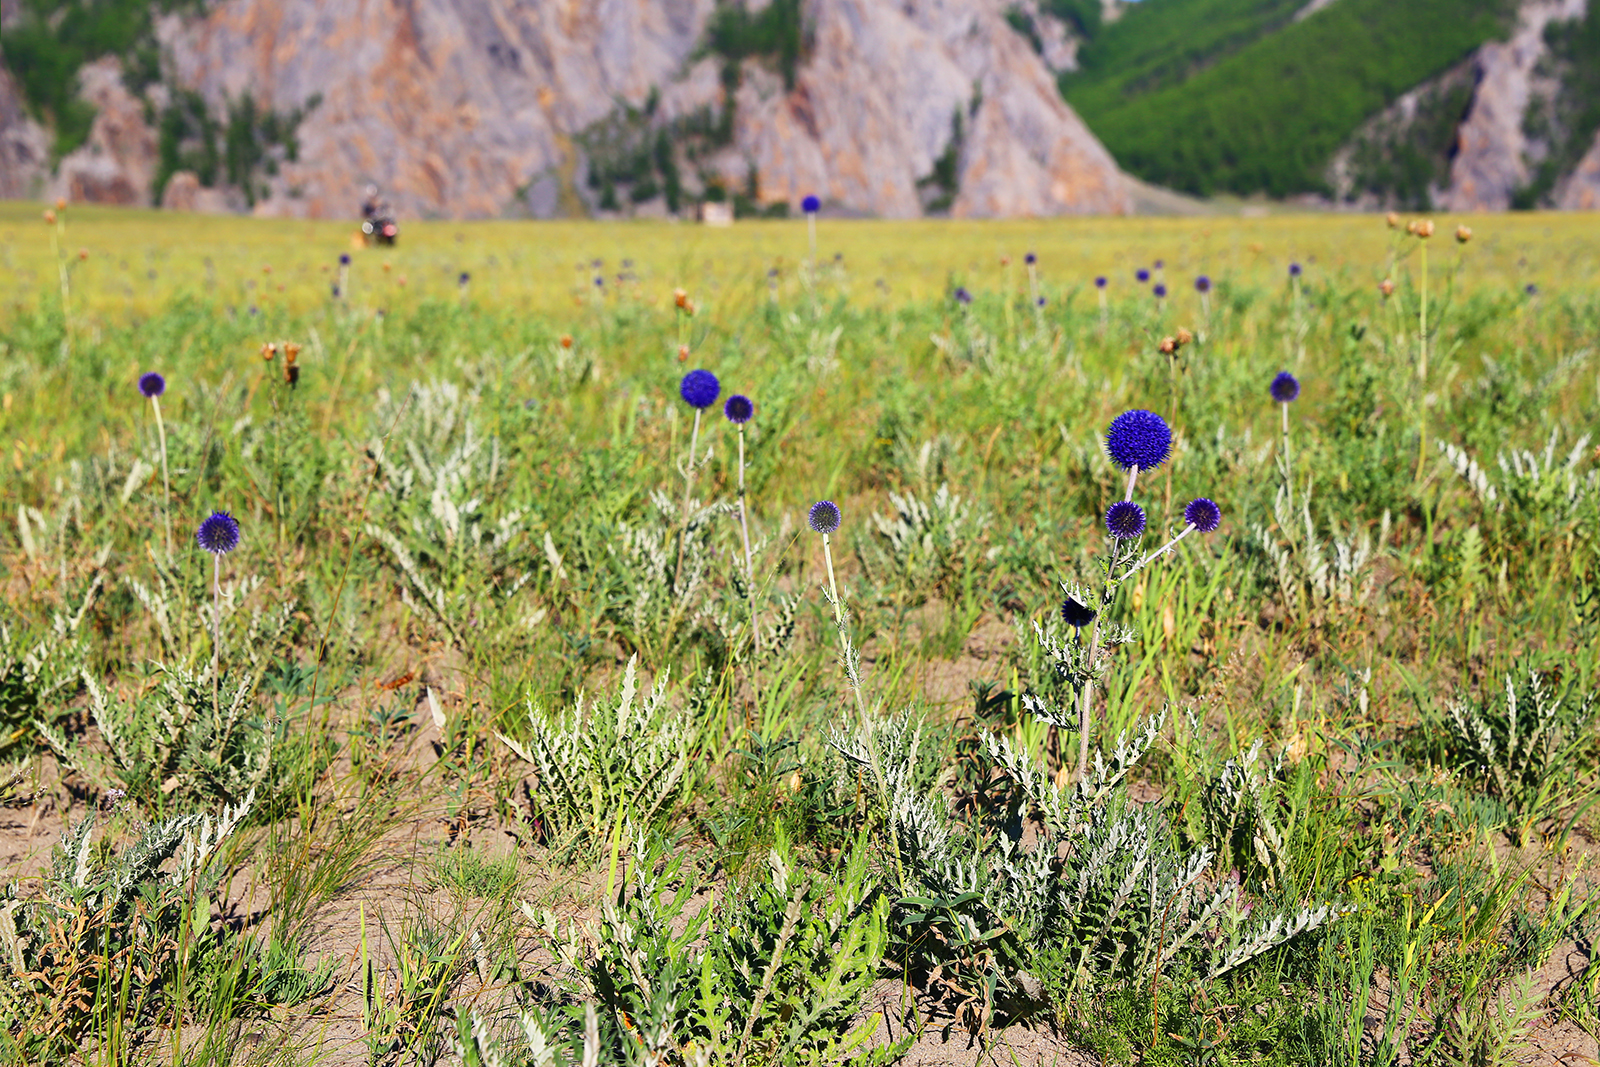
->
[[2, 201, 1599, 1065]]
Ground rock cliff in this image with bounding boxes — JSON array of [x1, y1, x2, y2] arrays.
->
[[0, 0, 1127, 218], [1443, 0, 1585, 211], [0, 66, 48, 201]]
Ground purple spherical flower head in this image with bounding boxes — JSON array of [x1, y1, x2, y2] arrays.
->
[[1195, 275, 1211, 293], [1153, 284, 1168, 299], [679, 369, 720, 409], [808, 500, 841, 534], [1061, 596, 1096, 628], [1105, 500, 1147, 540], [196, 511, 241, 555], [1136, 269, 1150, 283], [1154, 259, 1165, 269], [724, 394, 754, 424], [331, 284, 341, 298], [1525, 283, 1539, 296], [1036, 296, 1046, 307], [339, 253, 351, 266], [1270, 371, 1301, 404], [1289, 262, 1302, 277], [802, 194, 821, 214], [138, 372, 166, 399], [1105, 409, 1173, 471], [1095, 276, 1108, 288], [1025, 252, 1037, 265], [1184, 497, 1222, 533], [954, 287, 973, 305], [459, 272, 470, 285], [594, 275, 605, 287]]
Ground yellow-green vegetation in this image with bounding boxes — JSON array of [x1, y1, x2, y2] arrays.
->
[[1, 203, 1599, 1065]]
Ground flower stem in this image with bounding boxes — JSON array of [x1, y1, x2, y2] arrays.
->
[[822, 533, 866, 720], [1416, 241, 1429, 482], [152, 396, 172, 560], [673, 408, 703, 592], [737, 425, 761, 712], [212, 551, 222, 717]]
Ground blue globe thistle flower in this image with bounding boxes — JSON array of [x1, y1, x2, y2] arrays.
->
[[331, 284, 341, 298], [1105, 500, 1146, 540], [1153, 259, 1165, 269], [1105, 409, 1173, 471], [339, 254, 351, 266], [594, 275, 605, 287], [802, 194, 820, 214], [1136, 269, 1150, 283], [196, 511, 241, 555], [1195, 275, 1211, 293], [1153, 284, 1168, 299], [1025, 252, 1037, 265], [138, 372, 166, 398], [808, 500, 841, 534], [459, 272, 470, 286], [1036, 296, 1046, 307], [724, 394, 754, 424], [1061, 596, 1096, 628], [1289, 262, 1302, 277], [1184, 497, 1222, 533], [248, 305, 259, 316], [1095, 276, 1108, 288], [1270, 371, 1301, 403], [679, 369, 720, 409], [954, 287, 973, 305], [1525, 283, 1539, 296]]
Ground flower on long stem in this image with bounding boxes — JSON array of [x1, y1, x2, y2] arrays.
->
[[726, 394, 760, 662], [673, 370, 720, 589], [140, 373, 173, 558], [197, 510, 240, 714], [808, 500, 866, 718], [1272, 371, 1301, 543]]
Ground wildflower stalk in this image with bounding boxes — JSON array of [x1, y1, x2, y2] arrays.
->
[[1076, 463, 1140, 781], [672, 406, 704, 592], [821, 532, 866, 720], [736, 423, 760, 660], [140, 375, 174, 559], [211, 550, 222, 717]]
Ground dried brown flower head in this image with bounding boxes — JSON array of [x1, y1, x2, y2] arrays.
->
[[1416, 220, 1435, 239], [260, 343, 278, 361], [1455, 225, 1472, 244], [1380, 278, 1395, 297], [674, 288, 688, 309], [560, 334, 573, 349], [677, 344, 690, 363], [43, 209, 55, 224], [284, 342, 301, 365], [1175, 327, 1193, 346], [1386, 212, 1400, 229]]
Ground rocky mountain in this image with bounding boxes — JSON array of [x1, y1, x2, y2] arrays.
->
[[0, 0, 1130, 218]]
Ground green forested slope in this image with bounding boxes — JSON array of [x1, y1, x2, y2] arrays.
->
[[1061, 0, 1517, 198]]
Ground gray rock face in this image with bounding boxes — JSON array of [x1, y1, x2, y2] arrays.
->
[[1443, 0, 1585, 211], [0, 66, 49, 200], [50, 58, 160, 207], [731, 0, 1128, 217], [142, 0, 1125, 218], [158, 0, 717, 218]]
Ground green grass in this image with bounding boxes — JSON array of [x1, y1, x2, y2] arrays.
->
[[1, 206, 1598, 1064], [1063, 0, 1517, 198]]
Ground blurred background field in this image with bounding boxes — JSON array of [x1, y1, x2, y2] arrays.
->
[[5, 204, 1600, 321]]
